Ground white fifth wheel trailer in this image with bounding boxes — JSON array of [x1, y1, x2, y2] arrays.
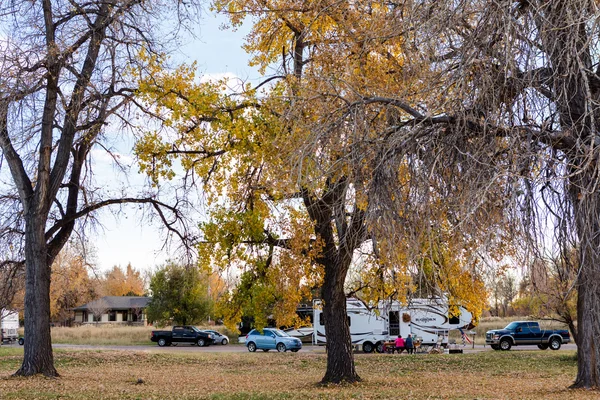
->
[[312, 298, 473, 353], [1, 309, 19, 344]]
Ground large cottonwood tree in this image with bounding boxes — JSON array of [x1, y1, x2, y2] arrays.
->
[[0, 0, 199, 376], [401, 0, 600, 389], [137, 0, 499, 384]]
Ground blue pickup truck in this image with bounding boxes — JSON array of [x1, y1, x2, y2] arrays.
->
[[486, 321, 570, 351]]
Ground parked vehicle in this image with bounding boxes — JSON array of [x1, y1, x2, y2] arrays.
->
[[313, 297, 474, 353], [1, 309, 19, 344], [485, 321, 570, 351], [203, 330, 229, 345], [245, 328, 302, 352], [150, 326, 214, 347]]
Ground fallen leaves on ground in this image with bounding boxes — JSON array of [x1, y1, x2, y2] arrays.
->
[[0, 348, 595, 399]]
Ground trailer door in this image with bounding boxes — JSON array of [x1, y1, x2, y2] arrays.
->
[[388, 311, 400, 336], [400, 311, 411, 338]]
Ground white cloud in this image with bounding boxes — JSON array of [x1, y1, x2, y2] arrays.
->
[[91, 148, 134, 166]]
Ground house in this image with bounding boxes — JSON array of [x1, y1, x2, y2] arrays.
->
[[73, 296, 151, 325]]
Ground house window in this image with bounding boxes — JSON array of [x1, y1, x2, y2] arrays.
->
[[109, 311, 116, 322]]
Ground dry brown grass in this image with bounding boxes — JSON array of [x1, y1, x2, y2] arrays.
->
[[0, 346, 593, 399], [49, 325, 154, 345], [48, 325, 239, 346]]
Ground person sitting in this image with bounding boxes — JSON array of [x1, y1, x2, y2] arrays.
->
[[405, 334, 414, 354], [394, 335, 405, 354]]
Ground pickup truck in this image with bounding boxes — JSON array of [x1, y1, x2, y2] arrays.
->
[[486, 321, 570, 351], [151, 326, 215, 347]]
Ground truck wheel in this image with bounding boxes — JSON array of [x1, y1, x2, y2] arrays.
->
[[277, 343, 287, 352], [537, 344, 549, 350], [197, 338, 206, 347], [221, 338, 228, 345], [18, 338, 24, 346], [499, 339, 512, 351], [375, 342, 385, 353], [549, 337, 562, 350], [247, 342, 257, 352], [363, 342, 374, 353], [158, 338, 167, 347], [490, 344, 499, 350]]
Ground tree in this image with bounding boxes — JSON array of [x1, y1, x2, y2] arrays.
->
[[136, 1, 505, 384], [0, 0, 200, 376], [49, 243, 96, 326], [388, 0, 600, 388], [146, 263, 212, 326], [101, 264, 144, 297], [515, 251, 578, 342], [87, 298, 109, 324], [0, 262, 24, 314]]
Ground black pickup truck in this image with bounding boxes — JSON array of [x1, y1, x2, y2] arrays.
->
[[486, 321, 570, 351], [151, 326, 215, 347]]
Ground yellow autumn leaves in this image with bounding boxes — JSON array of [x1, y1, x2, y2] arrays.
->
[[134, 0, 493, 330]]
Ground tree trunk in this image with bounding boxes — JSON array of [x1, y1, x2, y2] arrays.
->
[[14, 218, 58, 377], [320, 259, 360, 384], [536, 1, 600, 388], [570, 173, 600, 389]]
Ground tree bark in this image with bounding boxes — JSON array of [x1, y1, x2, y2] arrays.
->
[[535, 0, 600, 388], [320, 258, 361, 384], [570, 172, 600, 389], [14, 217, 58, 377], [302, 185, 362, 384]]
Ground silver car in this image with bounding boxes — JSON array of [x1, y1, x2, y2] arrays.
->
[[203, 330, 229, 345]]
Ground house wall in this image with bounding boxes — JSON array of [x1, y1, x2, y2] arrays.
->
[[81, 309, 147, 324]]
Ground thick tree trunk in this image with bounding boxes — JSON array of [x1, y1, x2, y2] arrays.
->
[[536, 1, 600, 389], [320, 260, 360, 384], [14, 218, 58, 377], [570, 175, 600, 389]]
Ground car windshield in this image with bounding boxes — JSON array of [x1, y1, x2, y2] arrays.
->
[[505, 322, 521, 330], [272, 329, 290, 337]]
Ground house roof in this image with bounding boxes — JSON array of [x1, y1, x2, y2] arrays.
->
[[73, 296, 151, 311]]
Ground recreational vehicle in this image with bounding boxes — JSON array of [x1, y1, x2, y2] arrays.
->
[[312, 298, 473, 353], [0, 309, 19, 344]]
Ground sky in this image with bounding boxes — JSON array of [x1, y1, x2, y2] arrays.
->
[[93, 11, 258, 273]]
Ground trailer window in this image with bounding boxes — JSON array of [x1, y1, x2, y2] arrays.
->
[[448, 313, 460, 325], [319, 314, 351, 326]]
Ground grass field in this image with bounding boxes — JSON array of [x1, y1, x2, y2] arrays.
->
[[48, 325, 240, 346], [0, 347, 594, 399]]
